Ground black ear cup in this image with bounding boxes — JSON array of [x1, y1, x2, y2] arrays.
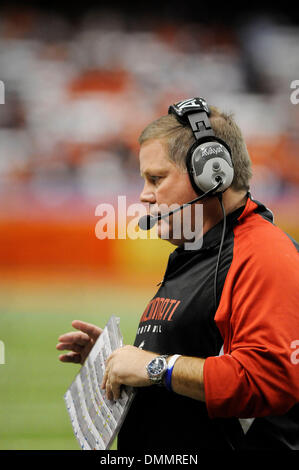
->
[[187, 139, 234, 195]]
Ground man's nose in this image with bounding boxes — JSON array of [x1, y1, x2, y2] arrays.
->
[[139, 183, 156, 204]]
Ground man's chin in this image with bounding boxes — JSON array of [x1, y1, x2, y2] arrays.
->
[[157, 228, 185, 246]]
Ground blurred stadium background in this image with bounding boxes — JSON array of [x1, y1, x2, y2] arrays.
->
[[0, 1, 298, 450]]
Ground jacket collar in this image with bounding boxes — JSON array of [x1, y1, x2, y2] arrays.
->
[[175, 191, 273, 254]]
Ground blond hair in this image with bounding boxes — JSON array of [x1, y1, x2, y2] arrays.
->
[[138, 106, 252, 191]]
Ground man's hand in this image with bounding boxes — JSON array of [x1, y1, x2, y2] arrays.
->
[[56, 320, 102, 365], [101, 345, 157, 401]]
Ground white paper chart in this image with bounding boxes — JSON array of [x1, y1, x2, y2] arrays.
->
[[64, 315, 135, 450]]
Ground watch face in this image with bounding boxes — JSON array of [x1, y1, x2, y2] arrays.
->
[[148, 357, 165, 376]]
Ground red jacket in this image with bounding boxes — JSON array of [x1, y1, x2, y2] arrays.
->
[[204, 196, 299, 419]]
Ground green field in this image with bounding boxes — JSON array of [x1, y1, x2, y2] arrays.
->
[[0, 277, 155, 450]]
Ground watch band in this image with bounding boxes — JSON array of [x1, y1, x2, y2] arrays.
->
[[164, 354, 181, 392]]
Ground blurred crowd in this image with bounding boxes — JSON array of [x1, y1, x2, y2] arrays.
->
[[0, 7, 299, 207]]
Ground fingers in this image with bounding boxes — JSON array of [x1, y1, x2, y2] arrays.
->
[[103, 377, 120, 401], [111, 381, 121, 400], [101, 368, 108, 390], [105, 381, 114, 401], [56, 342, 83, 354], [57, 320, 102, 367], [101, 363, 121, 401], [72, 320, 102, 341], [58, 331, 90, 346], [58, 352, 82, 364]]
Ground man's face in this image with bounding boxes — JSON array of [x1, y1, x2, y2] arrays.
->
[[139, 139, 200, 245]]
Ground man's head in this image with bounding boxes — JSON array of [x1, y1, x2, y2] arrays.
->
[[138, 104, 252, 245], [139, 105, 252, 193]]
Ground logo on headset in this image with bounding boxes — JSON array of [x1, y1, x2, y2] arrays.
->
[[201, 145, 223, 157], [174, 97, 209, 114]]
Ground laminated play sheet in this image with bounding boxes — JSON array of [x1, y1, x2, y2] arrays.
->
[[64, 315, 135, 450]]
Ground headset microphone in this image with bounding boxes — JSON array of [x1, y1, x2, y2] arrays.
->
[[138, 214, 157, 231], [138, 179, 223, 231]]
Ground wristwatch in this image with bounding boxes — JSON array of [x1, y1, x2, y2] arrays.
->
[[146, 355, 169, 385]]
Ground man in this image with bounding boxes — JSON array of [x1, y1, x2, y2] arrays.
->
[[57, 98, 299, 450]]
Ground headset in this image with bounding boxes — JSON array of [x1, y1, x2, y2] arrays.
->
[[168, 97, 234, 195]]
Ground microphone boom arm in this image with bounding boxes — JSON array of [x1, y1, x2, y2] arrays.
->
[[156, 180, 222, 222], [138, 179, 223, 230]]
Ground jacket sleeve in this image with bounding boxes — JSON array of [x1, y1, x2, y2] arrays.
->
[[203, 227, 299, 419]]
